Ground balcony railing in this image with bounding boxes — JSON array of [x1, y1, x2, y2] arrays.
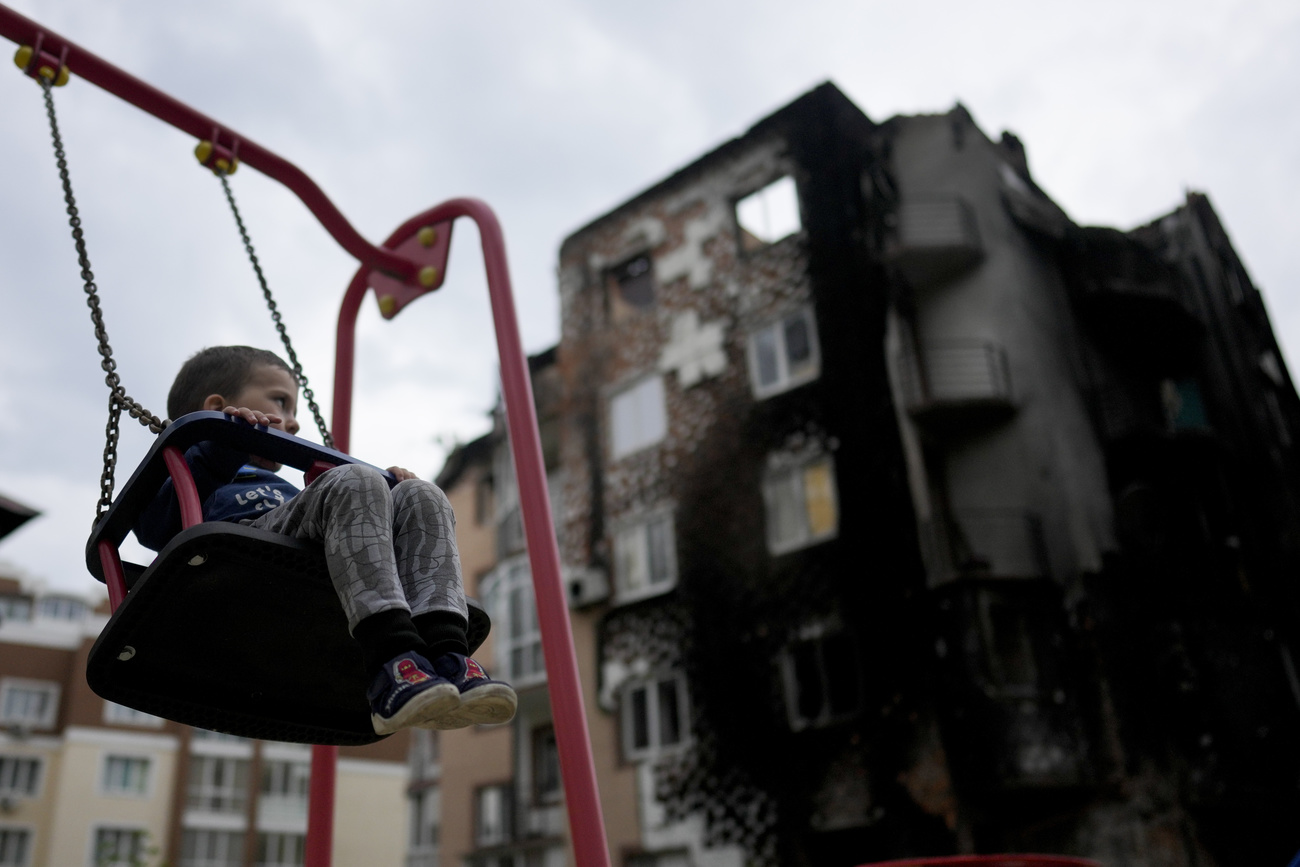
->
[[885, 198, 983, 286], [896, 339, 1015, 431]]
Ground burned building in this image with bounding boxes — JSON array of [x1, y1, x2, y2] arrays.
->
[[548, 82, 1300, 866]]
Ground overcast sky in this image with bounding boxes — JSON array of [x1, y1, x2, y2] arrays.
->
[[1, 0, 1297, 597]]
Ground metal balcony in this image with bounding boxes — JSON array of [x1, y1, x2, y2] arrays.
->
[[897, 339, 1015, 432], [885, 198, 983, 286]]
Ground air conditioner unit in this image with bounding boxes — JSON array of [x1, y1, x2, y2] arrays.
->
[[565, 567, 610, 609]]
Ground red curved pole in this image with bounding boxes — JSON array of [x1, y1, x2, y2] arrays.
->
[[0, 3, 417, 281], [334, 199, 612, 867]]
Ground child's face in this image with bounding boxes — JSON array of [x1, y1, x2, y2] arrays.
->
[[226, 364, 300, 470]]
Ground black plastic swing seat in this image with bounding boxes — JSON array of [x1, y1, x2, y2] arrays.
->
[[86, 411, 490, 745]]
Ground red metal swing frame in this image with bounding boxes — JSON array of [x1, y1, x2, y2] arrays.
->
[[0, 7, 610, 867]]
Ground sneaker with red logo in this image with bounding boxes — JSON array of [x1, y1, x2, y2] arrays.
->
[[429, 653, 517, 729], [367, 651, 460, 735]]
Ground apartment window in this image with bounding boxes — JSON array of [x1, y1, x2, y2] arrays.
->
[[622, 673, 689, 761], [0, 680, 59, 730], [37, 595, 86, 621], [763, 452, 838, 555], [261, 760, 309, 806], [103, 702, 163, 728], [482, 558, 545, 688], [409, 784, 440, 849], [102, 756, 150, 796], [532, 725, 561, 805], [0, 828, 30, 867], [255, 833, 304, 867], [475, 783, 513, 848], [736, 176, 801, 252], [0, 597, 32, 623], [748, 307, 820, 399], [0, 758, 40, 798], [778, 630, 862, 731], [187, 755, 249, 813], [92, 827, 149, 867], [613, 511, 677, 603], [609, 253, 656, 314], [180, 830, 244, 867], [609, 375, 667, 459]]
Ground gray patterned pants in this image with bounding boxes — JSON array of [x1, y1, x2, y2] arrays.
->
[[247, 463, 467, 631]]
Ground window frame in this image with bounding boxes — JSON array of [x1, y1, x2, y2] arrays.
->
[[0, 679, 60, 731], [481, 556, 546, 689], [761, 451, 839, 556], [530, 725, 561, 806], [746, 306, 821, 400], [186, 754, 250, 814], [254, 832, 305, 867], [0, 826, 32, 867], [620, 672, 691, 762], [474, 782, 514, 849], [100, 754, 151, 798], [608, 374, 668, 460], [0, 756, 42, 799], [179, 828, 245, 867], [611, 507, 678, 604], [89, 826, 150, 867]]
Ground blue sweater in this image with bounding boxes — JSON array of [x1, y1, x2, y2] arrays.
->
[[134, 440, 301, 551]]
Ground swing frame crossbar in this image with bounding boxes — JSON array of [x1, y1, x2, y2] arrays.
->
[[0, 7, 612, 867]]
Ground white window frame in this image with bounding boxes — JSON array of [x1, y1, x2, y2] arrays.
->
[[612, 508, 678, 604], [409, 783, 440, 851], [0, 826, 31, 867], [0, 756, 42, 799], [89, 826, 149, 867], [474, 783, 513, 848], [255, 832, 305, 867], [101, 754, 151, 798], [482, 557, 545, 689], [762, 451, 839, 556], [103, 702, 164, 729], [186, 754, 249, 814], [609, 375, 667, 460], [747, 306, 821, 399], [36, 595, 87, 622], [620, 672, 690, 761], [0, 680, 59, 731], [179, 828, 244, 867]]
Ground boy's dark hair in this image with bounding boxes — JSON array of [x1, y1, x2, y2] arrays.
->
[[168, 346, 295, 419]]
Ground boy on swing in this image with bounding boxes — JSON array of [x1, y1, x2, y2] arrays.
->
[[135, 346, 517, 735]]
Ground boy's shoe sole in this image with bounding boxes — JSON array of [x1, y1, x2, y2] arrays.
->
[[371, 682, 460, 735], [426, 682, 518, 730]]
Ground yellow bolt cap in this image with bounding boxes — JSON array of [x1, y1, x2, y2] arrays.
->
[[13, 46, 33, 70], [55, 65, 70, 86], [418, 266, 438, 288], [195, 141, 213, 164], [378, 295, 397, 316], [417, 226, 437, 247], [37, 64, 55, 81]]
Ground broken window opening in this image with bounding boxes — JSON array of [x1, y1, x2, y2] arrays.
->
[[606, 253, 656, 323], [779, 629, 862, 731], [736, 175, 802, 252]]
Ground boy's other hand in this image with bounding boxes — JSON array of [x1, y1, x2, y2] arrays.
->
[[388, 466, 418, 482], [223, 406, 283, 428]]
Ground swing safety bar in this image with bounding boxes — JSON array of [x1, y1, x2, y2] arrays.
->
[[0, 3, 419, 282]]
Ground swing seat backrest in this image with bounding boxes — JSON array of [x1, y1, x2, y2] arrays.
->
[[85, 411, 490, 745]]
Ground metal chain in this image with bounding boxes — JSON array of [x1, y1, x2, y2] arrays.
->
[[39, 79, 168, 523], [215, 172, 333, 448]]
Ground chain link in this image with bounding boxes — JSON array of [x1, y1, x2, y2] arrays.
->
[[39, 79, 168, 523], [216, 172, 333, 448]]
